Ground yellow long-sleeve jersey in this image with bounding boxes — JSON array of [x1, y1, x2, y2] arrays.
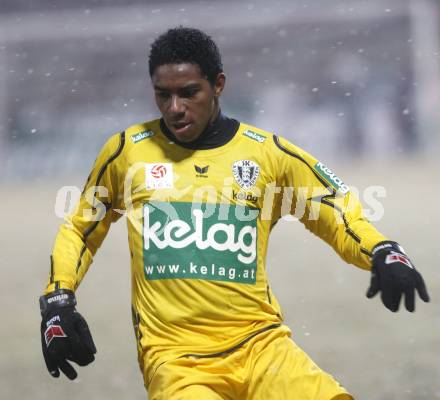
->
[[45, 119, 386, 377]]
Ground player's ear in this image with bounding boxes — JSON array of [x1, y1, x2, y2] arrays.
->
[[213, 73, 225, 97]]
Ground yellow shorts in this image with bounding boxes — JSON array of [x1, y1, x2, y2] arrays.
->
[[147, 326, 353, 400]]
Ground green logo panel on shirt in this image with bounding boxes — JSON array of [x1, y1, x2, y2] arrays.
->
[[243, 129, 267, 143], [313, 161, 349, 194], [142, 201, 258, 284], [131, 130, 154, 143]]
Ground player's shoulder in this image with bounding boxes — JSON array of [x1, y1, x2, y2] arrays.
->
[[270, 134, 316, 165], [238, 122, 312, 162], [123, 119, 161, 146], [97, 119, 160, 160], [237, 122, 274, 146]]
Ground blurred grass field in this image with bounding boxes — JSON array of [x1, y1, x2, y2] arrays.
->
[[1, 157, 439, 400]]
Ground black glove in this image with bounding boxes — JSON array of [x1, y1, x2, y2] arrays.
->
[[40, 289, 96, 380], [366, 241, 430, 312]]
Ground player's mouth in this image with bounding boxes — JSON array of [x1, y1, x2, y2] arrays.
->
[[172, 122, 193, 135]]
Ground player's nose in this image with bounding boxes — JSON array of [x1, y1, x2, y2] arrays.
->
[[169, 94, 185, 115]]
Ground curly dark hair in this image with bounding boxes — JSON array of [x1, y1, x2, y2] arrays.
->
[[148, 27, 223, 86]]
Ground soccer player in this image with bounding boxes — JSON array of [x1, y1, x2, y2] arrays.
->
[[39, 27, 429, 400]]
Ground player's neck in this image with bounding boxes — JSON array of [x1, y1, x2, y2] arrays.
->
[[160, 110, 240, 150]]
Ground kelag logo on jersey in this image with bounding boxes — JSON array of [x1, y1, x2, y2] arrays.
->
[[313, 162, 349, 194], [243, 129, 266, 143], [131, 130, 154, 143], [142, 201, 258, 284]]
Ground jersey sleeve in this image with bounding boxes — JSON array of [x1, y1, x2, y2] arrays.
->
[[272, 135, 387, 270], [45, 132, 126, 294]]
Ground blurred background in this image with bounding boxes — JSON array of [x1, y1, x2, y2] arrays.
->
[[0, 0, 439, 399]]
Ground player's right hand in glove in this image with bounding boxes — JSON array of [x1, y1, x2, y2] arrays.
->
[[39, 289, 96, 380], [366, 241, 430, 312]]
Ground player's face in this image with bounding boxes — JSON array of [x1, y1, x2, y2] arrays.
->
[[152, 63, 225, 142]]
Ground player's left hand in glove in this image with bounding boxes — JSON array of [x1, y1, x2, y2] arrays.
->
[[366, 241, 430, 312], [39, 289, 96, 380]]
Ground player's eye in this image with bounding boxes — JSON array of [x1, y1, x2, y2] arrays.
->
[[156, 91, 170, 100], [180, 87, 199, 98]]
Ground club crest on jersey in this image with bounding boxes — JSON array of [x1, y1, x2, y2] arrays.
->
[[145, 163, 173, 189], [44, 325, 67, 347], [232, 160, 260, 189]]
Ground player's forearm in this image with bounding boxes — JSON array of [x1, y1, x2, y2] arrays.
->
[[336, 193, 388, 269], [45, 192, 118, 294], [341, 217, 387, 269], [45, 223, 94, 293], [301, 192, 387, 270], [334, 223, 387, 270]]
